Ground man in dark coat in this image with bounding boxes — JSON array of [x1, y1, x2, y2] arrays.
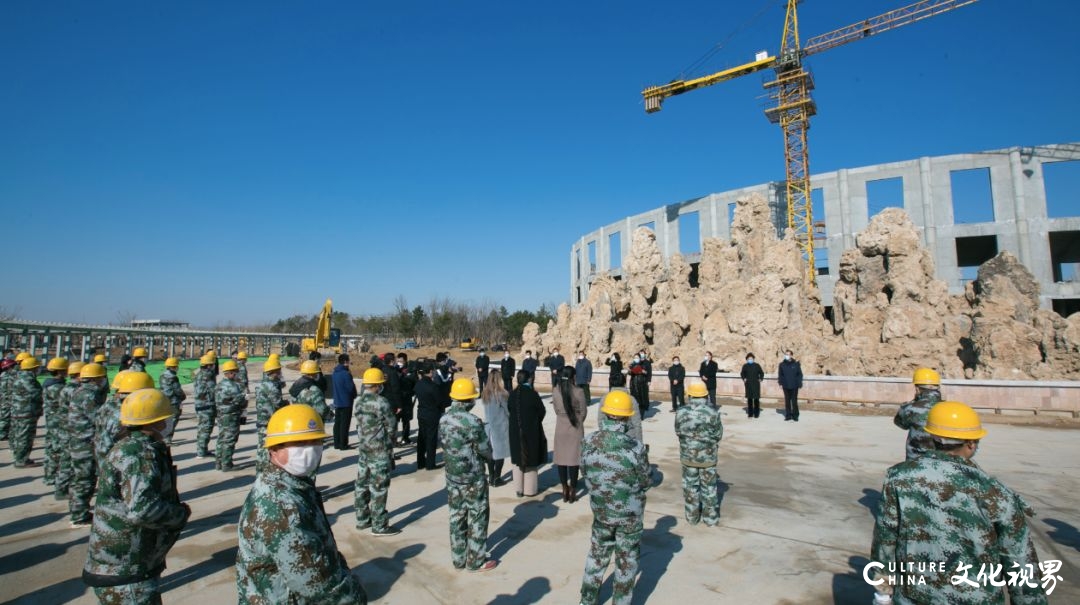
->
[[500, 352, 516, 391], [544, 348, 565, 389], [740, 353, 765, 419], [330, 354, 357, 450], [521, 350, 539, 382], [507, 370, 546, 497], [776, 349, 803, 422], [667, 356, 686, 410], [395, 353, 416, 445], [475, 349, 490, 389], [414, 362, 444, 470], [380, 353, 406, 443], [699, 352, 719, 407]]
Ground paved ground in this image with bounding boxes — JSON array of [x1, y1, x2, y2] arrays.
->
[[1, 371, 1078, 604]]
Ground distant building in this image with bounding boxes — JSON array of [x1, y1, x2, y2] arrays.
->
[[130, 319, 191, 330]]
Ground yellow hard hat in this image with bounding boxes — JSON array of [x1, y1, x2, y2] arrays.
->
[[93, 354, 107, 363], [164, 357, 179, 368], [80, 363, 106, 379], [236, 352, 248, 360], [263, 358, 282, 373], [205, 350, 217, 358], [264, 404, 326, 448], [120, 388, 173, 426], [15, 352, 30, 362], [601, 390, 634, 417], [220, 360, 239, 372], [133, 347, 148, 358], [20, 357, 41, 371], [362, 367, 386, 384], [300, 360, 320, 375], [686, 382, 708, 398], [67, 361, 85, 376], [199, 354, 215, 366], [925, 401, 987, 441], [449, 377, 479, 401], [913, 367, 941, 387], [47, 357, 69, 372], [268, 353, 280, 361], [114, 370, 155, 394]]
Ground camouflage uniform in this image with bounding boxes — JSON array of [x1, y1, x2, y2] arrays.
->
[[54, 379, 81, 498], [10, 369, 44, 466], [130, 359, 146, 373], [69, 380, 108, 524], [675, 395, 723, 526], [236, 360, 249, 392], [353, 390, 395, 531], [158, 367, 186, 444], [297, 383, 333, 425], [0, 366, 15, 439], [254, 375, 287, 467], [871, 448, 1048, 605], [0, 363, 17, 438], [94, 394, 124, 469], [83, 428, 188, 604], [580, 414, 651, 605], [893, 388, 941, 461], [42, 375, 67, 484], [236, 463, 368, 603], [215, 376, 246, 470], [438, 400, 493, 570], [193, 367, 217, 457]]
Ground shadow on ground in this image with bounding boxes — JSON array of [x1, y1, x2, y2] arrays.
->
[[353, 543, 424, 600]]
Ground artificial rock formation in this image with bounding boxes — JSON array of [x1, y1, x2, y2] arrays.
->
[[523, 192, 1080, 380]]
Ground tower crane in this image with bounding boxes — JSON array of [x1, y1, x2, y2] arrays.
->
[[643, 0, 980, 284]]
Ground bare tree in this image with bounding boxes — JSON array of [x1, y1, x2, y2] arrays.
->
[[0, 305, 20, 321], [115, 310, 137, 327]]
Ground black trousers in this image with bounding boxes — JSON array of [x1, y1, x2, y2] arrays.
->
[[332, 404, 352, 450], [783, 388, 800, 419], [670, 385, 685, 409], [396, 413, 413, 443], [706, 386, 717, 407], [747, 398, 761, 417], [502, 375, 513, 392], [417, 417, 439, 470]]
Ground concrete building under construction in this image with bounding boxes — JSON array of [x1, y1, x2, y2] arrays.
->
[[570, 142, 1080, 317]]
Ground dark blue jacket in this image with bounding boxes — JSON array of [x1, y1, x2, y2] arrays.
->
[[574, 358, 593, 385], [777, 359, 803, 390], [331, 364, 357, 409]]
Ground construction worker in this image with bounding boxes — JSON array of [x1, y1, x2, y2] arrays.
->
[[8, 355, 45, 467], [893, 367, 943, 461], [53, 361, 84, 500], [83, 388, 190, 603], [159, 357, 186, 445], [439, 378, 497, 572], [675, 382, 723, 526], [233, 351, 250, 392], [96, 371, 155, 469], [254, 357, 289, 468], [579, 390, 651, 605], [130, 346, 148, 372], [93, 353, 107, 368], [215, 359, 246, 471], [871, 401, 1048, 604], [41, 357, 70, 485], [353, 367, 399, 536], [193, 354, 218, 458], [0, 356, 21, 440], [293, 360, 333, 425], [236, 404, 368, 603], [68, 362, 109, 527]]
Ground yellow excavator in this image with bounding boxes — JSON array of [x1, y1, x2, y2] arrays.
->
[[302, 299, 342, 355]]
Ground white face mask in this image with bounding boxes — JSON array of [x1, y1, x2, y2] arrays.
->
[[633, 356, 640, 363], [673, 360, 680, 366], [784, 355, 792, 361], [578, 355, 585, 360], [282, 445, 323, 477]]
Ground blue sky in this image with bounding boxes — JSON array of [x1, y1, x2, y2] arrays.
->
[[3, 0, 1078, 327]]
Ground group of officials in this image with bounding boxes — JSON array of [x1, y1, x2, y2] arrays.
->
[[0, 347, 1056, 604]]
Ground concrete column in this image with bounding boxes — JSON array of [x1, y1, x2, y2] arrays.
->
[[598, 226, 607, 272], [29, 334, 38, 358], [918, 157, 937, 255]]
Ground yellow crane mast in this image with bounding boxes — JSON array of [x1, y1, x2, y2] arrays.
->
[[643, 0, 980, 284]]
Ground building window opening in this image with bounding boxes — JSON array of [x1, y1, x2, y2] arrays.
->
[[609, 232, 622, 270], [1052, 298, 1080, 318], [688, 262, 700, 288], [587, 241, 597, 275], [951, 168, 995, 224], [866, 177, 904, 217], [1043, 160, 1080, 219], [679, 211, 701, 254], [1049, 230, 1080, 283], [955, 235, 999, 285]]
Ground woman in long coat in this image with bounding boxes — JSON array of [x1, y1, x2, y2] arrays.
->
[[740, 352, 765, 418], [507, 370, 547, 497], [551, 366, 587, 502], [481, 372, 511, 485]]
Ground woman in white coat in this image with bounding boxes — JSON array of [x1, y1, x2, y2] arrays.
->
[[481, 373, 511, 486]]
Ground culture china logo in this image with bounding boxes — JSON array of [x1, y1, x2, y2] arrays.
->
[[862, 560, 1063, 595]]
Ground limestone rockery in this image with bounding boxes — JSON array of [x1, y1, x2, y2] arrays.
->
[[524, 193, 1080, 380]]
